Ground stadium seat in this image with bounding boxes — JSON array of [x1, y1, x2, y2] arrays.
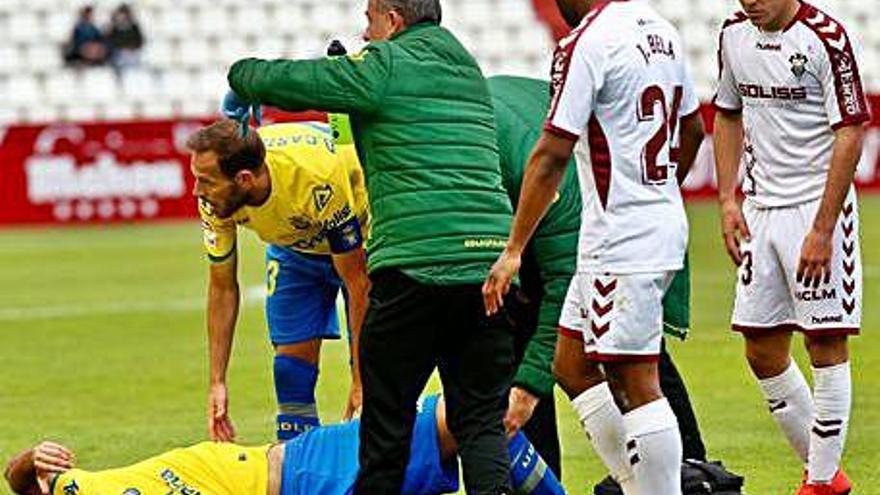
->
[[153, 7, 191, 38], [7, 74, 41, 108], [231, 5, 269, 37], [192, 6, 231, 37], [62, 100, 99, 122], [45, 71, 80, 106], [101, 100, 136, 121], [0, 103, 18, 125], [252, 37, 286, 60], [176, 37, 210, 70], [45, 11, 74, 44], [24, 103, 60, 124], [24, 43, 63, 74], [144, 39, 174, 70], [82, 69, 119, 105], [139, 98, 174, 119], [7, 11, 42, 45], [0, 45, 24, 76], [121, 69, 160, 102], [215, 37, 249, 67], [160, 69, 196, 102], [195, 70, 226, 106]]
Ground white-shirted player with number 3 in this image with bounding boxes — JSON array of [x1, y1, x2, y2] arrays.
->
[[714, 0, 869, 493], [483, 0, 705, 493]]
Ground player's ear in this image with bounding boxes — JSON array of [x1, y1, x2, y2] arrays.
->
[[388, 9, 407, 36], [233, 169, 255, 188]]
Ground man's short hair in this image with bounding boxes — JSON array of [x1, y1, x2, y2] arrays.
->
[[379, 0, 442, 26], [186, 120, 265, 178]]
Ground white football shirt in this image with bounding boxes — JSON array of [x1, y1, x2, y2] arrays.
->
[[545, 0, 698, 274], [714, 2, 870, 208]]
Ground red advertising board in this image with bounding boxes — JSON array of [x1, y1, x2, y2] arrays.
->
[[0, 119, 209, 225], [0, 111, 322, 225], [0, 105, 878, 226]]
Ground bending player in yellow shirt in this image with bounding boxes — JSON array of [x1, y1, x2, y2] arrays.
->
[[188, 120, 371, 441], [4, 396, 564, 495]]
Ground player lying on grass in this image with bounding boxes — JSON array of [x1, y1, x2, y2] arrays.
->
[[4, 396, 564, 495]]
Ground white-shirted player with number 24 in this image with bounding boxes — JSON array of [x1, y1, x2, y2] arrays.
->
[[483, 0, 706, 493], [713, 0, 869, 493]]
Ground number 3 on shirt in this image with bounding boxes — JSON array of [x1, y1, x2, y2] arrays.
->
[[637, 85, 683, 185], [266, 260, 280, 297]]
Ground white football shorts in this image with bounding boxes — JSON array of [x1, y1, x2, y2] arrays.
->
[[731, 191, 862, 336], [559, 271, 675, 362]]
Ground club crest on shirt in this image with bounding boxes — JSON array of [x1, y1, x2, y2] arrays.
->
[[312, 185, 334, 211], [790, 53, 808, 78]]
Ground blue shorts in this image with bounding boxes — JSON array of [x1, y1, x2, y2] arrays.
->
[[266, 245, 345, 346], [280, 394, 460, 495]]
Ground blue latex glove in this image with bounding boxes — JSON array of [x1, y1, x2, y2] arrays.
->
[[221, 90, 261, 135]]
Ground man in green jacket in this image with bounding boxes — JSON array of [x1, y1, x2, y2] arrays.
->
[[224, 1, 516, 494], [489, 75, 708, 484]]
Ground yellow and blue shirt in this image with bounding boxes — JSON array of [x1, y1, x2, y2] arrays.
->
[[199, 123, 370, 262], [51, 442, 270, 495]]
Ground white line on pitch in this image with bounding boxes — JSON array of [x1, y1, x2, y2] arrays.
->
[[0, 285, 266, 322]]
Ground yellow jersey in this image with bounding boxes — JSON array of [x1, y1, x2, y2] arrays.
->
[[199, 123, 370, 260], [50, 442, 270, 495]]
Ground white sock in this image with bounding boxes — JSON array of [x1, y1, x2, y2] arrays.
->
[[622, 398, 682, 495], [758, 360, 814, 463], [572, 383, 638, 494], [808, 362, 852, 484]]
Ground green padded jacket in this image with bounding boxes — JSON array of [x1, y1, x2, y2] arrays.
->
[[228, 23, 513, 285]]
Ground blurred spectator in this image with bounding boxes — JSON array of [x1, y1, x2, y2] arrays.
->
[[106, 4, 145, 73], [63, 5, 109, 67]]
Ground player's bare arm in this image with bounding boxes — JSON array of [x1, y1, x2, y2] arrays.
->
[[5, 442, 76, 495], [207, 254, 241, 442], [677, 111, 706, 184], [713, 110, 750, 265], [483, 132, 575, 315], [798, 125, 866, 288], [330, 246, 370, 420]]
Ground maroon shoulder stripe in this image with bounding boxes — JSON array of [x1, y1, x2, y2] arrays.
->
[[545, 1, 613, 129], [713, 12, 749, 110], [798, 3, 871, 129]]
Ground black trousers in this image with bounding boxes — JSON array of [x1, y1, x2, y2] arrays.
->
[[354, 269, 516, 495], [659, 340, 707, 461]]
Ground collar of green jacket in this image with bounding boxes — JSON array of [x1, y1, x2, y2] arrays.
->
[[390, 21, 439, 41]]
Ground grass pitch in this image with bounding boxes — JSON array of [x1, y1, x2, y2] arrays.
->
[[1, 198, 878, 495]]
